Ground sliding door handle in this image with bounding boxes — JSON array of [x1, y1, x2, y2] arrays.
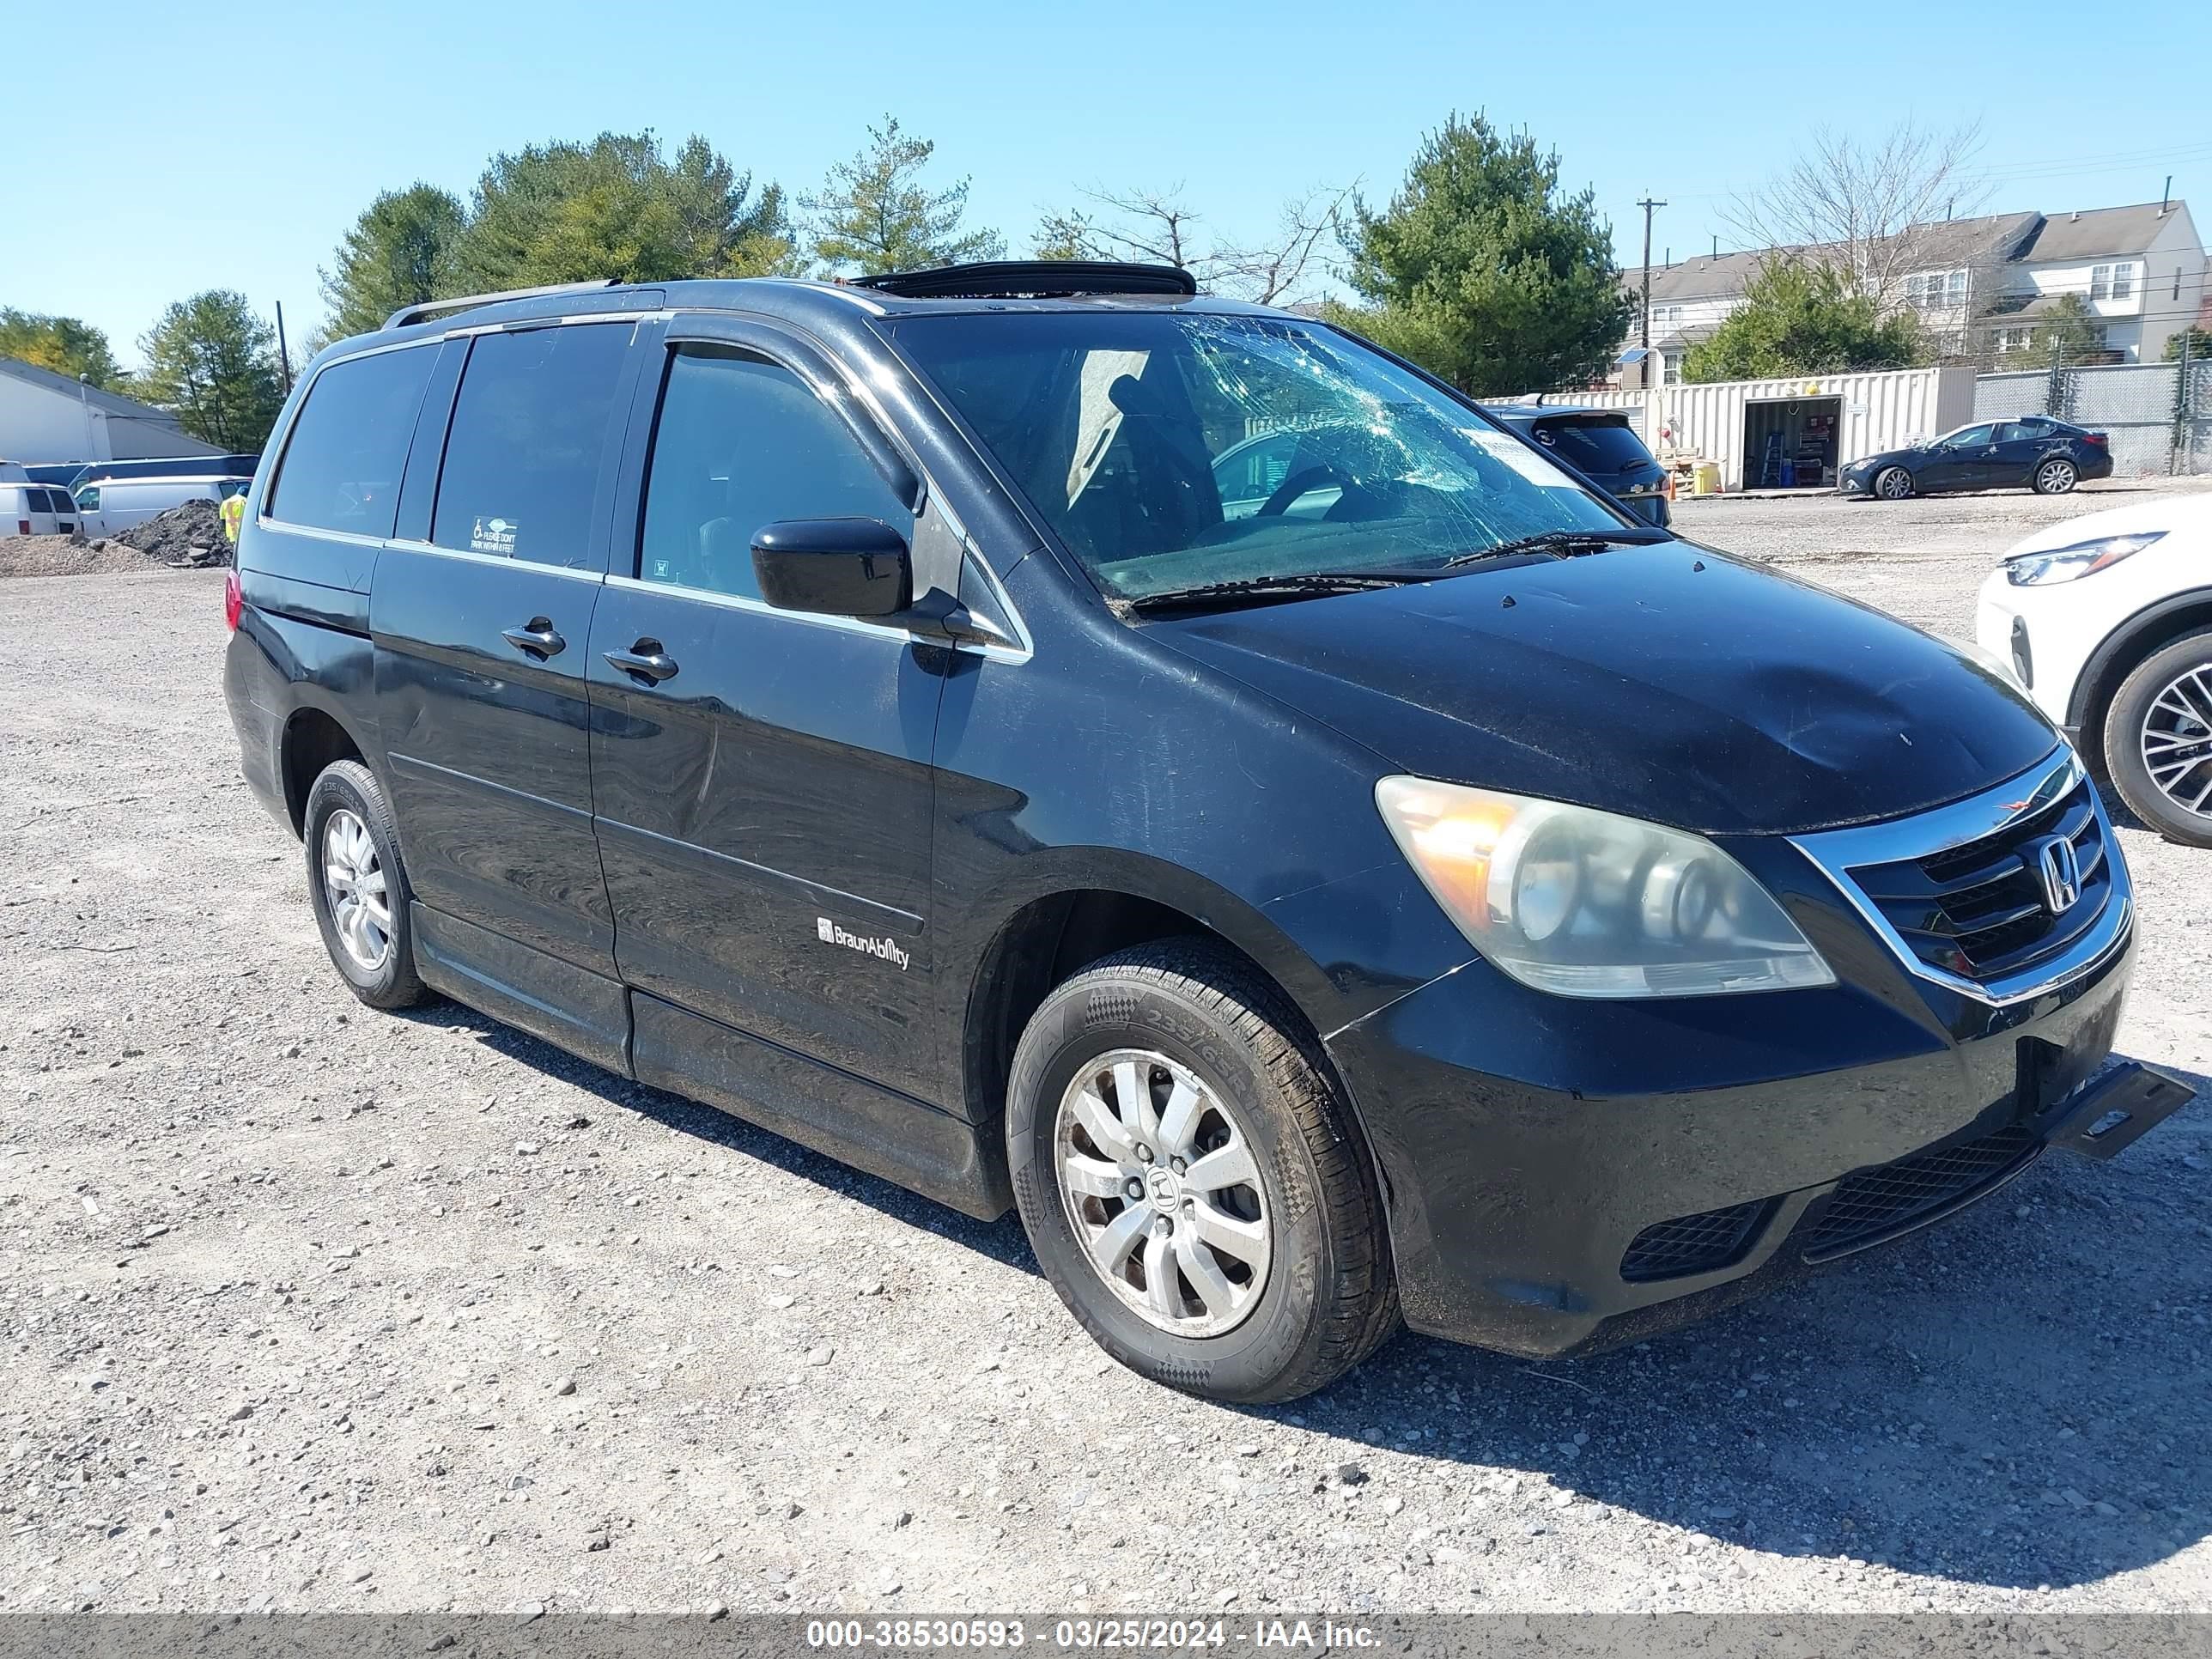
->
[[501, 619, 565, 660], [604, 641, 680, 684]]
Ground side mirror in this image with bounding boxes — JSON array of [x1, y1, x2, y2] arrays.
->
[[751, 519, 912, 619]]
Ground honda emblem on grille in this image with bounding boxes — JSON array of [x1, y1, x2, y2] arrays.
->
[[2032, 835, 2081, 914]]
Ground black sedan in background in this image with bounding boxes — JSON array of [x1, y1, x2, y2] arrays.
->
[[1840, 416, 2112, 501], [1480, 404, 1673, 526]]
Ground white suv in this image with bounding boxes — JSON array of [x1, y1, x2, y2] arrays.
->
[[1978, 492, 2212, 846]]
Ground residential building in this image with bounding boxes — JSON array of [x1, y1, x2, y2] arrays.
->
[[1626, 198, 2205, 381], [0, 356, 222, 466]]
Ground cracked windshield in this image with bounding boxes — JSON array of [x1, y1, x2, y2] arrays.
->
[[892, 311, 1626, 601]]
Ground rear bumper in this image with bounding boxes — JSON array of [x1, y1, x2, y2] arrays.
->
[[1324, 884, 2148, 1359], [225, 619, 291, 830]]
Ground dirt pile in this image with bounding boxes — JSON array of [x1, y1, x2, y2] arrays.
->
[[115, 497, 230, 567], [0, 534, 167, 580]]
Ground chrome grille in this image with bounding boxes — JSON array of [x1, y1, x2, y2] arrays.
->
[[1791, 750, 2130, 1005], [1847, 774, 2110, 981]]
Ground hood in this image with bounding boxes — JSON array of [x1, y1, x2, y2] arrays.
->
[[2001, 489, 2212, 557], [1146, 544, 2061, 836], [1846, 444, 1921, 468]]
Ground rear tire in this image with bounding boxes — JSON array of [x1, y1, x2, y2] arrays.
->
[[2102, 630, 2212, 848], [1874, 465, 1914, 501], [303, 759, 429, 1009], [2033, 458, 2079, 495], [1006, 940, 1398, 1402]]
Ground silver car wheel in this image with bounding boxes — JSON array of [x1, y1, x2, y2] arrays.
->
[[2038, 459, 2076, 494], [1054, 1048, 1273, 1338], [2142, 665, 2212, 819], [1875, 466, 1913, 500], [322, 807, 392, 971]]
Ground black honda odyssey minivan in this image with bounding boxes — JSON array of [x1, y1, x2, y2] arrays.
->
[[224, 263, 2185, 1402]]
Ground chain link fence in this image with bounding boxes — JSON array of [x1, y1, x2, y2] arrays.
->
[[1974, 355, 2212, 477]]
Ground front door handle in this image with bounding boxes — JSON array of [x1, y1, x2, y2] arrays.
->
[[604, 640, 680, 684], [502, 619, 566, 660]]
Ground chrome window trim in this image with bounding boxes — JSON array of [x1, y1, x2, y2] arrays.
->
[[1790, 746, 2132, 1006], [605, 573, 1029, 664], [257, 520, 389, 550], [380, 537, 609, 582]]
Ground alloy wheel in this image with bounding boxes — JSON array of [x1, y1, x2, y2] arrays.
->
[[2141, 665, 2212, 821], [322, 808, 392, 971], [1876, 467, 1912, 499], [2039, 459, 2076, 494], [1053, 1048, 1273, 1337]]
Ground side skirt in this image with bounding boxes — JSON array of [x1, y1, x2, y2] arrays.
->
[[630, 991, 1012, 1221], [408, 902, 1011, 1221], [411, 902, 632, 1076]]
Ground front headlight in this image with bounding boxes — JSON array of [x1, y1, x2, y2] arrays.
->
[[2004, 531, 2163, 586], [1375, 777, 1835, 999]]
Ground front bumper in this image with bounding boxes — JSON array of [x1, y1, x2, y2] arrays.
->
[[1322, 755, 2163, 1359]]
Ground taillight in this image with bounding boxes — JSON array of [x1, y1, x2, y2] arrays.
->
[[223, 568, 243, 633], [15, 520, 27, 536], [2084, 432, 2109, 446]]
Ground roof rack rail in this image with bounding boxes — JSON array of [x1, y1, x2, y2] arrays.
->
[[384, 278, 622, 333], [850, 261, 1197, 300]]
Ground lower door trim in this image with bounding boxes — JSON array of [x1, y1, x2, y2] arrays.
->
[[411, 902, 632, 1075], [630, 992, 1012, 1221]]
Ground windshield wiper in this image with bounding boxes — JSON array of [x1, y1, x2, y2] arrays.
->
[[1441, 528, 1669, 568], [1126, 571, 1431, 615]]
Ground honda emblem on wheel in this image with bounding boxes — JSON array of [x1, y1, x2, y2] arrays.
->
[[2033, 835, 2081, 914]]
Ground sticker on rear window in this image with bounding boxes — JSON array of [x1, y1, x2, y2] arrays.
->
[[471, 516, 518, 556]]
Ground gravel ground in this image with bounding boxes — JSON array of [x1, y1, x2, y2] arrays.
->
[[0, 536, 165, 580], [2, 493, 2209, 1620]]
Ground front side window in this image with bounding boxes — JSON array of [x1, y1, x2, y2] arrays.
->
[[76, 486, 99, 510], [636, 344, 915, 600], [432, 323, 634, 568], [891, 312, 1622, 604], [268, 344, 439, 538]]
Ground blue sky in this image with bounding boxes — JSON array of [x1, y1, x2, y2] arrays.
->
[[9, 0, 2209, 371]]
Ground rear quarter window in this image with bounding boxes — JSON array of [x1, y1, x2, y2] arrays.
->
[[268, 344, 441, 538]]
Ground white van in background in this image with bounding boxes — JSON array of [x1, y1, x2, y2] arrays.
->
[[3, 481, 87, 537], [74, 475, 252, 538]]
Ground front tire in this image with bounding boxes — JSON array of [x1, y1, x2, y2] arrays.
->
[[1874, 465, 1914, 501], [2033, 458, 2079, 495], [2102, 630, 2212, 847], [1006, 940, 1398, 1402], [303, 758, 429, 1008]]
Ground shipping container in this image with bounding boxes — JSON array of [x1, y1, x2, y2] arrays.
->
[[1510, 367, 1978, 491]]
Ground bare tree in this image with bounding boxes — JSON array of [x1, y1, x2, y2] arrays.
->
[[1029, 182, 1352, 306], [1074, 185, 1227, 278], [1213, 185, 1356, 307], [1723, 118, 1990, 313]]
